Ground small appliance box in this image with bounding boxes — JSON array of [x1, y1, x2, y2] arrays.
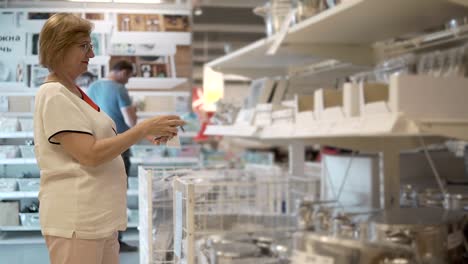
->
[[0, 201, 20, 226]]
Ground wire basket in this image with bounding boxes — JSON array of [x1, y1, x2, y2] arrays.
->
[[139, 165, 321, 264], [172, 168, 317, 264], [139, 166, 195, 264]]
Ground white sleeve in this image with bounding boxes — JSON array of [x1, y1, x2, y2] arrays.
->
[[42, 93, 93, 144]]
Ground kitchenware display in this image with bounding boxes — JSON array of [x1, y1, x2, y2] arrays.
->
[[443, 193, 468, 211], [400, 184, 417, 208], [253, 0, 294, 36], [445, 16, 468, 30], [293, 0, 324, 22], [369, 208, 466, 264], [415, 188, 444, 208], [292, 231, 417, 264], [207, 241, 261, 264], [416, 45, 467, 78]]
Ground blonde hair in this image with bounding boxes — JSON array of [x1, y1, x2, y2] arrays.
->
[[39, 13, 93, 71]]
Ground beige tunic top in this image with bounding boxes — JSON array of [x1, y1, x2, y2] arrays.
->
[[34, 82, 127, 239]]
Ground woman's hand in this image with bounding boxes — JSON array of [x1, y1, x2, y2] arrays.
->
[[138, 115, 186, 139]]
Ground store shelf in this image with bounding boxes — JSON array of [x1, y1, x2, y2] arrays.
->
[[130, 157, 199, 164], [111, 32, 191, 46], [0, 158, 36, 165], [0, 223, 138, 232], [0, 132, 34, 138], [204, 125, 258, 137], [0, 191, 38, 199], [127, 77, 188, 89], [24, 55, 109, 65], [129, 90, 190, 96], [0, 190, 138, 200], [288, 60, 370, 88], [0, 226, 41, 231], [0, 228, 139, 245], [207, 0, 468, 78], [450, 0, 468, 7], [136, 111, 183, 118], [0, 232, 45, 245], [207, 37, 321, 78], [0, 112, 33, 117], [90, 55, 110, 65], [0, 83, 37, 95], [285, 0, 467, 45]]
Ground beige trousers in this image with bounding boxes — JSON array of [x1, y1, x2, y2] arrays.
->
[[44, 232, 120, 264]]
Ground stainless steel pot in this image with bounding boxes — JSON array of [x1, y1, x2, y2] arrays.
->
[[369, 208, 466, 264], [331, 212, 356, 238], [208, 241, 261, 264]]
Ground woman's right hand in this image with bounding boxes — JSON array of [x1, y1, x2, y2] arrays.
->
[[138, 115, 186, 139]]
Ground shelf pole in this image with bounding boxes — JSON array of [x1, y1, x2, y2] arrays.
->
[[289, 141, 305, 177], [380, 147, 400, 209]]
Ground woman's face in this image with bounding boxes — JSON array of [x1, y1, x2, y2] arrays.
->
[[59, 36, 95, 79]]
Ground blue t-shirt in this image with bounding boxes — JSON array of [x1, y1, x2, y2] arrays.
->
[[87, 79, 132, 134]]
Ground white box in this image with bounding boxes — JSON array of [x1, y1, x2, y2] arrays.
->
[[0, 202, 19, 226]]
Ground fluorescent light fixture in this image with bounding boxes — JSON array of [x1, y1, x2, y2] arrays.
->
[[67, 0, 112, 2], [113, 0, 163, 3], [193, 7, 202, 16], [67, 0, 163, 2]]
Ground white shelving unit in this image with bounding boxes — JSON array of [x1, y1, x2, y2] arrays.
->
[[0, 132, 34, 138], [0, 190, 138, 200], [207, 0, 468, 78], [111, 32, 191, 46], [204, 0, 468, 210], [127, 77, 187, 90], [130, 157, 199, 165]]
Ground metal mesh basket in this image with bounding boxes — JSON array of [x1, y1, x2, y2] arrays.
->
[[172, 167, 319, 264], [139, 166, 195, 264]]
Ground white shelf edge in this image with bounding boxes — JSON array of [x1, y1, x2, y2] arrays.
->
[[127, 77, 188, 89], [128, 90, 190, 96], [0, 190, 138, 199], [0, 158, 36, 165], [0, 112, 33, 117], [130, 157, 199, 164], [111, 31, 191, 46], [204, 125, 258, 137], [205, 115, 468, 142], [0, 132, 34, 138], [0, 223, 139, 232]]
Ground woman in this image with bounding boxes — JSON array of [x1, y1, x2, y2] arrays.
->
[[34, 13, 184, 264]]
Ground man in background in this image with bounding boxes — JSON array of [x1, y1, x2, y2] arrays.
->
[[87, 60, 138, 252]]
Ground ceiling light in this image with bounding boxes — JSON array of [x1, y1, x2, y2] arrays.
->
[[67, 0, 112, 2], [113, 0, 163, 3], [194, 7, 203, 16]]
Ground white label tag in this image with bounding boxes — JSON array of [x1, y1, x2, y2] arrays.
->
[[166, 135, 181, 148]]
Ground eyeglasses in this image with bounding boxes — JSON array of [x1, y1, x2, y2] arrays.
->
[[77, 42, 94, 54]]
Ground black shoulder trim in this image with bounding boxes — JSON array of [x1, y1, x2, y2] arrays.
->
[[48, 130, 93, 145]]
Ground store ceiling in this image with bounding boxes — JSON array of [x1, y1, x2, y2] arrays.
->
[[191, 2, 266, 83]]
